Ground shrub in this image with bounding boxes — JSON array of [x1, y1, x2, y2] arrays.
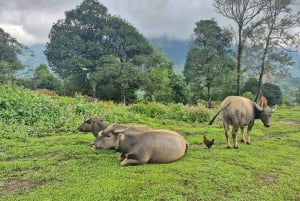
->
[[0, 85, 61, 126]]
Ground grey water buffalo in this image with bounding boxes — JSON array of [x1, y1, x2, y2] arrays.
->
[[78, 116, 107, 137], [209, 96, 275, 149], [91, 124, 189, 166], [91, 124, 152, 149]]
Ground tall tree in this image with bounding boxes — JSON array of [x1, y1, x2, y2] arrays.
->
[[184, 19, 234, 107], [248, 0, 300, 101], [45, 0, 153, 99], [0, 28, 26, 84], [214, 0, 265, 95]]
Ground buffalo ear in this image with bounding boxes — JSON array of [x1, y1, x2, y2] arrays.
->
[[117, 133, 125, 141], [115, 134, 125, 150]]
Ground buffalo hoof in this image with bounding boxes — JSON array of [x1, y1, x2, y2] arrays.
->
[[246, 142, 251, 145], [226, 146, 231, 149], [240, 139, 245, 143], [234, 146, 239, 149]]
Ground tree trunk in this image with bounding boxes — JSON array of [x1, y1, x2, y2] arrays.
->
[[207, 83, 212, 108], [92, 81, 96, 98], [236, 25, 243, 96]]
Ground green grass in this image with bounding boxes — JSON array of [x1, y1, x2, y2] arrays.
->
[[0, 88, 300, 200]]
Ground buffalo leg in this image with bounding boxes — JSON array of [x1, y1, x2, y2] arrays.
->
[[120, 152, 148, 166], [118, 153, 126, 161], [232, 126, 239, 149], [223, 122, 231, 148], [246, 122, 254, 144], [240, 127, 246, 143]]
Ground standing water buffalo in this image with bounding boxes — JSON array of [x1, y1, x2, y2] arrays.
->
[[91, 124, 189, 166], [209, 96, 275, 149]]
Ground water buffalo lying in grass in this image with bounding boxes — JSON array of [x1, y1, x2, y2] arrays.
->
[[78, 116, 107, 138], [209, 96, 275, 149], [91, 124, 189, 166], [91, 123, 152, 149]]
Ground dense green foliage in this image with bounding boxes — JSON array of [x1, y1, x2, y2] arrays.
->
[[0, 85, 211, 139], [184, 19, 235, 106], [242, 78, 283, 105], [17, 64, 62, 92], [45, 0, 154, 102], [0, 85, 300, 200], [0, 28, 26, 83]]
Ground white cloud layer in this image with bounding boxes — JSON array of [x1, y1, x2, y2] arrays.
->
[[0, 0, 299, 45]]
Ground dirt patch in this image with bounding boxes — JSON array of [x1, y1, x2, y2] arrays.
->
[[0, 178, 59, 196], [266, 132, 291, 138], [259, 173, 277, 185], [276, 120, 300, 125]]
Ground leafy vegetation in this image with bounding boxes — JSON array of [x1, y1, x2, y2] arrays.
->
[[0, 86, 300, 200], [184, 19, 235, 106]]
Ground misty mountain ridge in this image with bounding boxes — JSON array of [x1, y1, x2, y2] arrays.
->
[[18, 37, 300, 78]]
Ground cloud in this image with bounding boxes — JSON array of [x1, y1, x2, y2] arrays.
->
[[1, 0, 225, 45], [4, 0, 299, 46], [0, 0, 82, 45], [101, 0, 221, 40]]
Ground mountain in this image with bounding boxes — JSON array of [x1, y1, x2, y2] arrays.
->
[[18, 43, 49, 76], [148, 37, 189, 74], [290, 51, 300, 77], [18, 38, 300, 78]]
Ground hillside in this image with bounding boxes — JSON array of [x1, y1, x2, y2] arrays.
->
[[148, 37, 190, 74], [18, 44, 49, 75], [18, 39, 300, 78]]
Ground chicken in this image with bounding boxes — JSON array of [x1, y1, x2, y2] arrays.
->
[[203, 136, 214, 151]]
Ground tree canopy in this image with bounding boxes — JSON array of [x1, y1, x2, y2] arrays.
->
[[0, 28, 26, 83], [45, 0, 153, 102], [184, 19, 235, 106]]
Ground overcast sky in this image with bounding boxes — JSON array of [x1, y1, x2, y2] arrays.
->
[[1, 0, 299, 46], [0, 0, 229, 45]]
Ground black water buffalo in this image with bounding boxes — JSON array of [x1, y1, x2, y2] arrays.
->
[[78, 116, 107, 137], [91, 124, 189, 166], [209, 96, 275, 149]]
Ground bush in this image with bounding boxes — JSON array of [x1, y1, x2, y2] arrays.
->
[[0, 85, 61, 126], [129, 102, 211, 123], [0, 85, 213, 139]]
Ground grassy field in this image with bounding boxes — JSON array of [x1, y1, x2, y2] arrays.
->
[[0, 89, 300, 200]]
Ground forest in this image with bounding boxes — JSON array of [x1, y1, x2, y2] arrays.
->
[[1, 0, 300, 105]]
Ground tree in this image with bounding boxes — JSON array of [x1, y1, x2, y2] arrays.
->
[[45, 0, 153, 100], [144, 67, 173, 103], [214, 0, 265, 95], [241, 77, 259, 96], [91, 55, 145, 104], [141, 48, 190, 104], [262, 83, 282, 105], [32, 64, 61, 90], [183, 19, 234, 107], [169, 73, 191, 104], [247, 0, 300, 101], [0, 28, 26, 84], [242, 78, 282, 105]]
